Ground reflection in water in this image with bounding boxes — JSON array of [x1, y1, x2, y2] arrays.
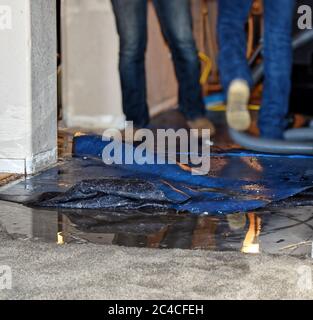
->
[[0, 200, 312, 257], [192, 216, 218, 250], [227, 212, 261, 253], [57, 232, 65, 245], [55, 209, 262, 253], [241, 213, 261, 254]]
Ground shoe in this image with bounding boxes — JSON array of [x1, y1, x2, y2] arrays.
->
[[226, 79, 251, 131], [187, 117, 216, 138]]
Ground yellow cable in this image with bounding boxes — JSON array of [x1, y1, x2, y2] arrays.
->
[[199, 53, 261, 112], [206, 104, 260, 112], [199, 52, 212, 85]]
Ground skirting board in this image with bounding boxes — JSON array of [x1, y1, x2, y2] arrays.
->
[[0, 148, 57, 175]]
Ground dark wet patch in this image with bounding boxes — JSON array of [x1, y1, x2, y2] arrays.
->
[[0, 198, 312, 257]]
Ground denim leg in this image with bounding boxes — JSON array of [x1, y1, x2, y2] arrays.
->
[[217, 0, 254, 91], [111, 0, 149, 128], [153, 0, 204, 120], [260, 0, 295, 139]]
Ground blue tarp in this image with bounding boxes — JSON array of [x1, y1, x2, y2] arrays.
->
[[1, 135, 313, 215], [67, 135, 313, 214]]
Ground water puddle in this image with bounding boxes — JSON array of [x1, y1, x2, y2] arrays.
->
[[0, 200, 312, 257], [1, 133, 313, 258]]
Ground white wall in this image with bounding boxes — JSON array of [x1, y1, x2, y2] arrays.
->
[[61, 0, 181, 130], [61, 0, 124, 130], [0, 0, 57, 174]]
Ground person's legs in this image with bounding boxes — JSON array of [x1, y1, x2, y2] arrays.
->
[[260, 0, 295, 139], [111, 0, 149, 128], [218, 0, 253, 131], [152, 0, 205, 121], [217, 0, 254, 91]]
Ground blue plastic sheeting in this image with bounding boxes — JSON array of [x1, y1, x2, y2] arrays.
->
[[60, 135, 313, 214], [1, 135, 313, 215]]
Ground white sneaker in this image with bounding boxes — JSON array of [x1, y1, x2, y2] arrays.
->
[[226, 79, 251, 131]]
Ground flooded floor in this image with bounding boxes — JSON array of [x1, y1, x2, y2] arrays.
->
[[1, 111, 313, 258], [0, 197, 312, 257]]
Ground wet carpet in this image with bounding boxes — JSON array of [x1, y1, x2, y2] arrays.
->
[[0, 227, 312, 300]]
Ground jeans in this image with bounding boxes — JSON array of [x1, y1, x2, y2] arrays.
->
[[111, 0, 204, 128], [218, 0, 295, 139]]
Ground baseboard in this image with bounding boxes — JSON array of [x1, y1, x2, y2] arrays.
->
[[0, 148, 57, 175]]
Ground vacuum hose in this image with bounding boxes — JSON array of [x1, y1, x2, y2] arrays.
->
[[284, 127, 313, 142], [229, 128, 313, 155], [230, 30, 313, 155], [252, 30, 313, 84]]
